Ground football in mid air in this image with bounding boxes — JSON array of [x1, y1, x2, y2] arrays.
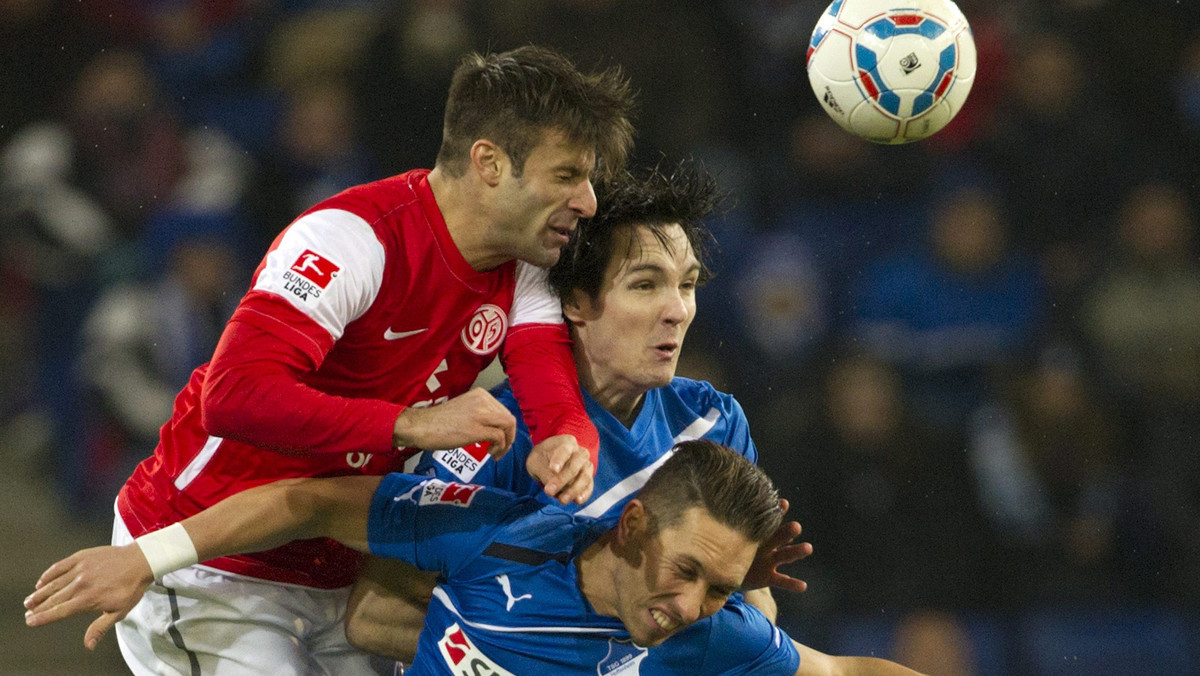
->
[[806, 0, 976, 144]]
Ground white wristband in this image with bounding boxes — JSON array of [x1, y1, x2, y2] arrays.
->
[[134, 523, 199, 580]]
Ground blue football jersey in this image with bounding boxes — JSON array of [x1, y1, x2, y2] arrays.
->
[[412, 377, 758, 520], [367, 472, 800, 675]]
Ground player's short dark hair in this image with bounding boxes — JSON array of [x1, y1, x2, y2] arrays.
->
[[436, 45, 636, 180], [638, 439, 782, 544], [548, 160, 721, 302]]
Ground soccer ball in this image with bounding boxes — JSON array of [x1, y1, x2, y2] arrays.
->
[[806, 0, 976, 144]]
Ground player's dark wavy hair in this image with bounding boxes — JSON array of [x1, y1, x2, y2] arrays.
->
[[548, 160, 722, 302], [436, 45, 636, 181], [639, 439, 782, 544]]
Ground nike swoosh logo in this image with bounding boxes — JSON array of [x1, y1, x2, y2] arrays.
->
[[384, 327, 428, 341]]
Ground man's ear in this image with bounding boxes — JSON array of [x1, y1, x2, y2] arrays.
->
[[470, 140, 504, 187], [561, 288, 590, 325], [616, 499, 648, 549]]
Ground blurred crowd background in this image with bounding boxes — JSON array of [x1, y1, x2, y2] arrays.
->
[[2, 0, 1199, 674]]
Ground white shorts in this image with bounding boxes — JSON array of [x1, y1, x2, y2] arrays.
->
[[112, 511, 390, 676]]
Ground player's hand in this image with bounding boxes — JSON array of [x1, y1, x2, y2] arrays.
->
[[526, 435, 595, 505], [393, 388, 517, 455], [24, 544, 155, 650], [742, 499, 812, 593]]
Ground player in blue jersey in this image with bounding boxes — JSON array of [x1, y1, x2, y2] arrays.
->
[[343, 162, 811, 663], [27, 440, 924, 675]]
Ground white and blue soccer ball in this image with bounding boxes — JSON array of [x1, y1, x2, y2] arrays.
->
[[806, 0, 976, 144]]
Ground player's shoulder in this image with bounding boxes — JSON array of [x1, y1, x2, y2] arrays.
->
[[692, 598, 798, 675], [664, 377, 743, 415]]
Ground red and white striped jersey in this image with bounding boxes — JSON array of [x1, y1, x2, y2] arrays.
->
[[117, 169, 574, 588]]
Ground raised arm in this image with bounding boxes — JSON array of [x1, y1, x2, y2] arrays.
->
[[24, 475, 383, 648], [503, 263, 599, 504]]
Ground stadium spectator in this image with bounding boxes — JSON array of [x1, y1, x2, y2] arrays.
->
[[1079, 180, 1200, 603], [849, 178, 1046, 433]]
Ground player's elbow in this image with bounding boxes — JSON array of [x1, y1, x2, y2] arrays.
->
[[344, 594, 425, 662], [198, 364, 246, 438], [345, 618, 419, 664]]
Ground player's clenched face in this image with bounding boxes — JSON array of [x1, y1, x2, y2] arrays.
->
[[614, 505, 756, 647], [565, 224, 699, 418], [494, 130, 597, 268]]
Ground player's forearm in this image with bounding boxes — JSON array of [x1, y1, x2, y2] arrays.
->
[[167, 477, 380, 569], [502, 323, 600, 468], [838, 657, 927, 676], [201, 315, 403, 454], [795, 642, 927, 676], [743, 588, 778, 623]]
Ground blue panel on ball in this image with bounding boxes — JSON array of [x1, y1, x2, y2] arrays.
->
[[855, 44, 878, 72]]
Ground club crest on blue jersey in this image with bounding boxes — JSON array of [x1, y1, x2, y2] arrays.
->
[[597, 638, 648, 675]]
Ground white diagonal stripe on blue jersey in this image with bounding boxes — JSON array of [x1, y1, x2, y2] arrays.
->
[[432, 586, 622, 635], [576, 408, 721, 519]]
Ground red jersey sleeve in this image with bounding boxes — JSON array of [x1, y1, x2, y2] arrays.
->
[[501, 322, 600, 472], [200, 292, 405, 456]]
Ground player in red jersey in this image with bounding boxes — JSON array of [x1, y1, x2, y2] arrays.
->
[[106, 45, 634, 675]]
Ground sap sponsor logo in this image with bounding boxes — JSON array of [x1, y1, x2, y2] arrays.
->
[[597, 638, 648, 675], [461, 304, 507, 356], [437, 623, 516, 676], [432, 441, 492, 482], [418, 479, 484, 508]]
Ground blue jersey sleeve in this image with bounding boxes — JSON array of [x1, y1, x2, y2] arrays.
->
[[698, 601, 799, 675], [720, 394, 759, 466], [366, 473, 543, 577]]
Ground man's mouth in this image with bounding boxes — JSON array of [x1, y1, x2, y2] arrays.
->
[[653, 341, 679, 358], [548, 223, 573, 245], [650, 608, 677, 632]]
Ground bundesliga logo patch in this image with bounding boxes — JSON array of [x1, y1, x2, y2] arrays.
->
[[280, 249, 341, 303], [437, 623, 516, 676], [290, 249, 340, 287], [418, 479, 484, 508], [432, 442, 492, 482]]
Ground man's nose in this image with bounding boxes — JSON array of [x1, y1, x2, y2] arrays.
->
[[662, 290, 690, 325], [571, 179, 597, 218]]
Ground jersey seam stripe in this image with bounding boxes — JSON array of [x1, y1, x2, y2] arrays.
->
[[431, 587, 622, 635], [576, 407, 721, 518], [482, 542, 570, 566], [173, 435, 224, 491]]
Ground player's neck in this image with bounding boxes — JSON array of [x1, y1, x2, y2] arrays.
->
[[427, 166, 509, 271], [576, 531, 620, 617], [575, 360, 645, 427]]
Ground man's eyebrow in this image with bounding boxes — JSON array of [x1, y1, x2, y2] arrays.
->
[[554, 163, 587, 178], [680, 554, 740, 591], [622, 261, 702, 276]]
